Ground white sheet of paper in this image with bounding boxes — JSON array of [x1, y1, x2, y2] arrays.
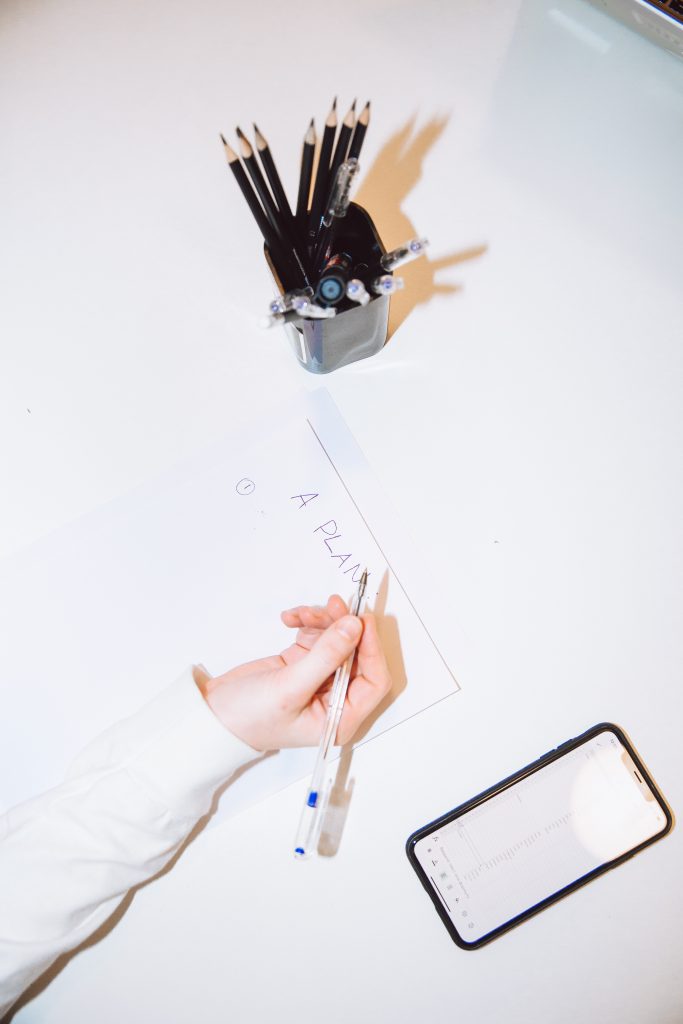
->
[[0, 389, 459, 821]]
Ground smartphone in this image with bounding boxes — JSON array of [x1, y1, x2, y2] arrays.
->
[[406, 723, 672, 949]]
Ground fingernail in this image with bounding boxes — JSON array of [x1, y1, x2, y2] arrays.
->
[[337, 615, 362, 641]]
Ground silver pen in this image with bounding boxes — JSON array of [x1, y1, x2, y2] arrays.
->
[[293, 570, 368, 859]]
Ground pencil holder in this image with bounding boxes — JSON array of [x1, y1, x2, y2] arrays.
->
[[266, 203, 391, 374]]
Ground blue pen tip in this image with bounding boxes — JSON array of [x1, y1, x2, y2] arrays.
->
[[307, 791, 318, 808], [294, 847, 305, 857]]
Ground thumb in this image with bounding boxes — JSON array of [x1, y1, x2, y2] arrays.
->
[[282, 615, 362, 703]]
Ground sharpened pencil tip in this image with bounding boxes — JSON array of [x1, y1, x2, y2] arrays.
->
[[343, 102, 356, 128], [235, 127, 252, 159], [221, 135, 239, 162], [253, 122, 267, 149]]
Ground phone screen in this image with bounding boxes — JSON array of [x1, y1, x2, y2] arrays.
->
[[410, 727, 670, 946]]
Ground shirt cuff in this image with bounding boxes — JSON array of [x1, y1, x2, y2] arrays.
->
[[128, 666, 260, 821]]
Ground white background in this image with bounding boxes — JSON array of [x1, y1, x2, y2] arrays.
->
[[1, 0, 682, 1021]]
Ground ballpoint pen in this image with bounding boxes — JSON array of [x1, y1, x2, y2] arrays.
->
[[294, 569, 368, 859], [321, 158, 359, 229], [346, 278, 370, 306], [315, 158, 360, 270], [260, 296, 336, 329], [371, 274, 404, 296], [268, 287, 314, 315], [380, 236, 429, 271]]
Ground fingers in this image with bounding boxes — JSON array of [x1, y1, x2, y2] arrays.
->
[[281, 595, 348, 652], [280, 594, 347, 630], [355, 612, 390, 682], [280, 605, 329, 631], [335, 613, 393, 745], [279, 595, 351, 663], [326, 593, 348, 618], [279, 614, 362, 703]]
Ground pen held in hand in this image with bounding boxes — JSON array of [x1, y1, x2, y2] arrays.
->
[[294, 569, 368, 860]]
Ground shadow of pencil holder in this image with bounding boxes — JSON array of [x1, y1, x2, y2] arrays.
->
[[266, 203, 391, 374]]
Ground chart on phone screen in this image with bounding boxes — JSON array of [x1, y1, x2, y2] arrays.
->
[[414, 734, 666, 941]]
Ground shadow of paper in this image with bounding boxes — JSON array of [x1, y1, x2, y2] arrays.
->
[[354, 113, 487, 339], [317, 568, 406, 857]]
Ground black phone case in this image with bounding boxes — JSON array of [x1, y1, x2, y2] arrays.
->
[[405, 722, 673, 950]]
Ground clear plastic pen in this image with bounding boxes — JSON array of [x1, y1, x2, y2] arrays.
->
[[346, 278, 371, 306], [380, 236, 429, 271], [293, 570, 368, 859], [322, 158, 359, 227], [371, 274, 404, 296]]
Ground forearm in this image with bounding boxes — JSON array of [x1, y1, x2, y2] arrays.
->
[[0, 667, 257, 1016]]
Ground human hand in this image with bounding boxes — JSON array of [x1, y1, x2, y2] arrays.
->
[[196, 594, 392, 752]]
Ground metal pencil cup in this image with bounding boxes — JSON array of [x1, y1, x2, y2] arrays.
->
[[266, 203, 391, 374]]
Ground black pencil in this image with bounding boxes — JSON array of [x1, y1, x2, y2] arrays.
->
[[312, 100, 356, 259], [308, 97, 337, 239], [296, 118, 316, 225], [348, 100, 370, 162], [221, 134, 302, 286], [253, 123, 296, 235], [235, 126, 283, 238], [319, 100, 355, 230], [220, 134, 277, 248], [327, 100, 355, 193], [241, 124, 311, 284]]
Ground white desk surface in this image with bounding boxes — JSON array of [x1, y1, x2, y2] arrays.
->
[[2, 0, 682, 1020]]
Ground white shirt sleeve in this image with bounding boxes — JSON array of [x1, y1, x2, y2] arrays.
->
[[0, 667, 258, 1018]]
